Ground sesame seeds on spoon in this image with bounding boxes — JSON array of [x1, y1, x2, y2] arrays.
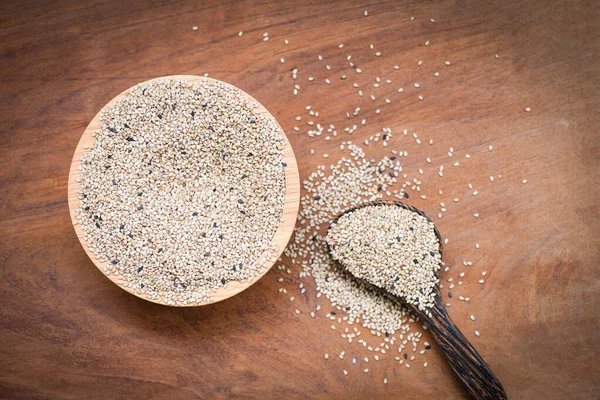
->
[[326, 201, 507, 400]]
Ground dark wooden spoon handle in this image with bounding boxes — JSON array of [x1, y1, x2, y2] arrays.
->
[[412, 302, 507, 400]]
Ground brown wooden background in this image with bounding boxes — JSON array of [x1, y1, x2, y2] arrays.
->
[[0, 0, 598, 399]]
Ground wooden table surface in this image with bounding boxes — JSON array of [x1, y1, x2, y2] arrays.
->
[[1, 0, 598, 399]]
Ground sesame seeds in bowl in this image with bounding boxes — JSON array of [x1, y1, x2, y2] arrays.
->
[[68, 75, 300, 306]]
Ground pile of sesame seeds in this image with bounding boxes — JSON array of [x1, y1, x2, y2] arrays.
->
[[327, 204, 442, 310], [75, 79, 286, 305], [284, 143, 423, 334]]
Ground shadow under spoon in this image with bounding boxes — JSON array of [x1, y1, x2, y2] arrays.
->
[[326, 200, 507, 400]]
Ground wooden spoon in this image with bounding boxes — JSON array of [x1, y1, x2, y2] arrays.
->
[[326, 200, 507, 400]]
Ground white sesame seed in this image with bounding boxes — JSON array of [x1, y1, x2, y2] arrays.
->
[[522, 179, 528, 184], [238, 31, 243, 36], [192, 26, 198, 31], [525, 107, 531, 112], [475, 330, 480, 337]]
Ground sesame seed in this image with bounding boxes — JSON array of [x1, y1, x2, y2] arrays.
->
[[192, 26, 198, 31], [238, 31, 243, 36]]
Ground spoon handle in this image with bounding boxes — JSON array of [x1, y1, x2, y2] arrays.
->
[[413, 302, 507, 400]]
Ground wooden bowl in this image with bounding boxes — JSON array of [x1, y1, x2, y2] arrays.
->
[[68, 75, 300, 306]]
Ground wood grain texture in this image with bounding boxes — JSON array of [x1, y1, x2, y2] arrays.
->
[[0, 0, 599, 399], [67, 75, 300, 306]]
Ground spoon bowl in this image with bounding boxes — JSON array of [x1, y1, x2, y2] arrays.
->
[[327, 200, 507, 400]]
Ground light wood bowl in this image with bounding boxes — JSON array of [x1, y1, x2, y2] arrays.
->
[[68, 75, 300, 307]]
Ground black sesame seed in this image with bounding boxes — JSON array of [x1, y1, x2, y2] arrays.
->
[[238, 199, 243, 204], [204, 252, 210, 257], [126, 136, 135, 142], [391, 156, 396, 160], [404, 354, 408, 359], [413, 259, 418, 264], [448, 292, 453, 298], [119, 224, 124, 230], [95, 222, 100, 228], [111, 260, 118, 265], [404, 192, 409, 198], [158, 248, 163, 253], [108, 126, 117, 133], [192, 212, 198, 216], [137, 205, 143, 210], [282, 162, 287, 167], [137, 267, 143, 273], [157, 114, 163, 119], [124, 123, 130, 129], [128, 233, 133, 238], [191, 111, 195, 117], [331, 311, 336, 315], [315, 196, 321, 201], [84, 206, 90, 211], [425, 344, 431, 350], [112, 180, 117, 185], [221, 278, 226, 285]]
